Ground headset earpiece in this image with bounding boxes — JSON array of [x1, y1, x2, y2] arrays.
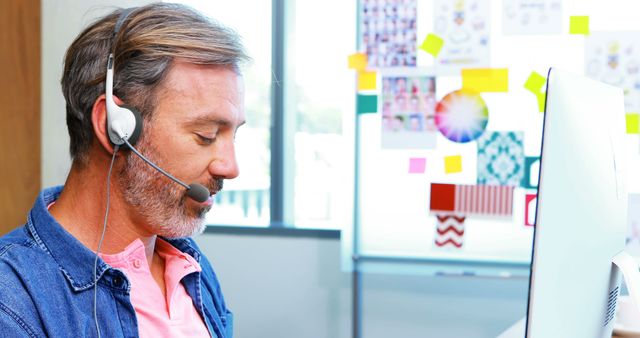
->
[[104, 7, 143, 149], [105, 103, 143, 148], [118, 105, 143, 147], [104, 53, 144, 148]]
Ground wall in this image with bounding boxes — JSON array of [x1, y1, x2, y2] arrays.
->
[[0, 0, 41, 234], [196, 233, 529, 338], [41, 0, 153, 188]]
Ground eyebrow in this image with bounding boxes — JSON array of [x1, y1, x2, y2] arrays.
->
[[184, 116, 246, 130]]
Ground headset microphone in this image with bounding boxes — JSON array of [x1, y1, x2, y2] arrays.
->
[[118, 137, 211, 203]]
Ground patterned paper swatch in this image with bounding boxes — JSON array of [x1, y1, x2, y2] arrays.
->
[[434, 214, 466, 249], [477, 131, 525, 186], [430, 183, 514, 217]]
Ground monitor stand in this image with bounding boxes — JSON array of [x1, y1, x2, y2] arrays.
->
[[497, 250, 640, 338]]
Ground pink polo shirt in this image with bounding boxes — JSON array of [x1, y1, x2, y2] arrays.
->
[[99, 238, 211, 338]]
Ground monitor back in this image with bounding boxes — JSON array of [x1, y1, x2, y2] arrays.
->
[[525, 68, 628, 338]]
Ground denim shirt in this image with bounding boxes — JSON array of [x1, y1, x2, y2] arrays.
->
[[0, 186, 233, 338]]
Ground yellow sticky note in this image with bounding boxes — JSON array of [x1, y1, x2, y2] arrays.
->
[[444, 155, 462, 174], [536, 92, 546, 112], [462, 68, 509, 92], [536, 92, 546, 113], [358, 71, 377, 91], [348, 53, 368, 71], [524, 71, 546, 94], [570, 16, 589, 35], [626, 113, 639, 134], [419, 33, 444, 57]]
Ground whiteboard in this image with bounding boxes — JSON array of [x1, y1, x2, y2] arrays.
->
[[346, 0, 640, 274]]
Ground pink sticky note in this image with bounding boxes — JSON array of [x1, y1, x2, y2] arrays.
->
[[409, 158, 427, 173]]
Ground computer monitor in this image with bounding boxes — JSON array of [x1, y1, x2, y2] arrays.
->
[[524, 68, 628, 337]]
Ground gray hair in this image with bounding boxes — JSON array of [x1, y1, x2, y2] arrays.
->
[[61, 2, 250, 164]]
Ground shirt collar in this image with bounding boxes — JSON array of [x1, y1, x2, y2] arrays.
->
[[161, 237, 203, 264], [26, 186, 204, 292]]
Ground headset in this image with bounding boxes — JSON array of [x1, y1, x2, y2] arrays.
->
[[93, 8, 210, 337], [104, 8, 209, 202]]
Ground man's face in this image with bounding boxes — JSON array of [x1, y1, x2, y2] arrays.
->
[[118, 62, 245, 238]]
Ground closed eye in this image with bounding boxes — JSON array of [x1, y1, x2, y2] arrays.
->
[[195, 134, 215, 145]]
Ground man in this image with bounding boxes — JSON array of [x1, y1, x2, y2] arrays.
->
[[0, 3, 247, 337]]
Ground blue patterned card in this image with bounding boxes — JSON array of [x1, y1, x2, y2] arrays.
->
[[477, 131, 525, 186]]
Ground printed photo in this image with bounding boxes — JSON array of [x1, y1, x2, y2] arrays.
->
[[361, 0, 418, 68], [381, 75, 438, 149]]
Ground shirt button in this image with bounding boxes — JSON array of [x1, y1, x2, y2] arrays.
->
[[133, 259, 142, 269]]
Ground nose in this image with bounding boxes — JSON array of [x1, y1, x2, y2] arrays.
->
[[208, 141, 239, 180]]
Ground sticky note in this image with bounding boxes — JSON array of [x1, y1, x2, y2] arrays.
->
[[419, 33, 444, 57], [462, 68, 509, 92], [348, 53, 367, 71], [570, 16, 589, 35], [357, 94, 378, 114], [409, 158, 427, 174], [444, 155, 462, 174], [358, 71, 377, 91], [536, 92, 546, 113], [626, 113, 640, 134], [524, 71, 546, 94]]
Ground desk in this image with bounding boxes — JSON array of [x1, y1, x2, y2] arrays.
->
[[498, 318, 629, 337]]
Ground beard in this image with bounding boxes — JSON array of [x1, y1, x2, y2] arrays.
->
[[117, 137, 223, 238]]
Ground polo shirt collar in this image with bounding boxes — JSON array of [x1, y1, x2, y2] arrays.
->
[[26, 186, 204, 292]]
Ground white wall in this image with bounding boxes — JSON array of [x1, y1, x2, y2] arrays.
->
[[196, 233, 529, 338], [41, 0, 153, 187]]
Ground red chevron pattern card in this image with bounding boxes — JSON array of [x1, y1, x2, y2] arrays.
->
[[434, 214, 466, 249], [430, 183, 514, 217]]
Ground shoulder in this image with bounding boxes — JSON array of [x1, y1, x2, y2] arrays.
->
[[0, 226, 33, 253], [0, 226, 46, 276], [0, 225, 60, 297], [0, 225, 69, 300], [0, 227, 49, 336]]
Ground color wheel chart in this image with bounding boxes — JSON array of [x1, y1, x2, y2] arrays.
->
[[435, 89, 489, 143]]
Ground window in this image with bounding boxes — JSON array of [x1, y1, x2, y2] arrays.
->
[[287, 1, 357, 229], [179, 0, 272, 226], [178, 0, 355, 230]]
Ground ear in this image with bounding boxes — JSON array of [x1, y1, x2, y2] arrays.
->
[[91, 94, 125, 154]]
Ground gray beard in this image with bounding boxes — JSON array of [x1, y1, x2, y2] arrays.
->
[[117, 138, 221, 238]]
